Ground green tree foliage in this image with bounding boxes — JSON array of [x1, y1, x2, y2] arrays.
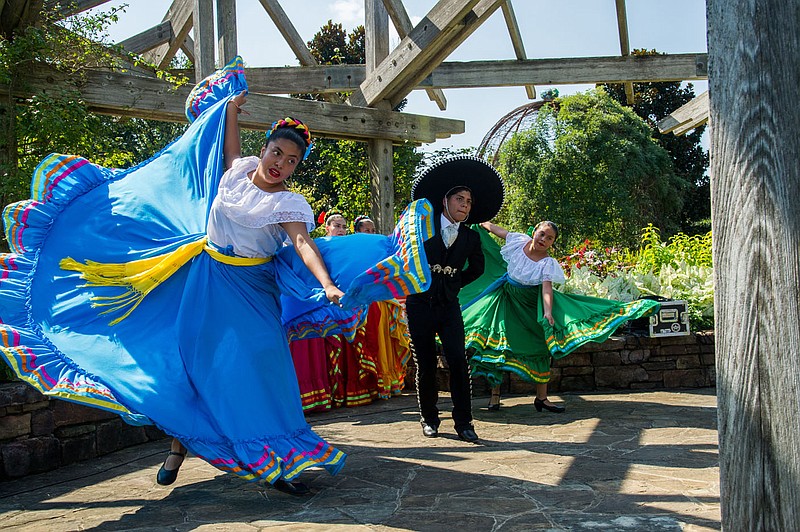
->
[[601, 50, 710, 234], [497, 89, 684, 250], [308, 20, 364, 64], [291, 139, 421, 235]]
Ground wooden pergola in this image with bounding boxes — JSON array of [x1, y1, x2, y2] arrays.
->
[[6, 4, 798, 527], [18, 0, 709, 233]]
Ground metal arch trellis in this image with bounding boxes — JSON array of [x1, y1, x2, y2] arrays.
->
[[476, 94, 559, 167]]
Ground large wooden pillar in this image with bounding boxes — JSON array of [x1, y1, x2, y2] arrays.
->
[[708, 0, 800, 528], [192, 0, 214, 78], [365, 0, 394, 233], [216, 0, 237, 64], [0, 86, 17, 216]]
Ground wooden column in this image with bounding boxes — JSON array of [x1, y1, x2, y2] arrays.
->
[[215, 0, 237, 65], [365, 0, 394, 233], [192, 0, 214, 78], [0, 87, 17, 220], [708, 0, 800, 529]]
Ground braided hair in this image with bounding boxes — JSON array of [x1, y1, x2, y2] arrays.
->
[[264, 117, 314, 160]]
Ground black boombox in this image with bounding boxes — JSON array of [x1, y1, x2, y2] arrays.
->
[[626, 296, 690, 338]]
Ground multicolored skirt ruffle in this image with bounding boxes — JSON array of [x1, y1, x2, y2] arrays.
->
[[463, 281, 659, 387], [0, 56, 434, 484]]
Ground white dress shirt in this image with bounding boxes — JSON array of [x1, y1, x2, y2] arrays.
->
[[440, 214, 460, 248]]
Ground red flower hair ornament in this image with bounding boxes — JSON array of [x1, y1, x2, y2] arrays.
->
[[317, 208, 344, 226]]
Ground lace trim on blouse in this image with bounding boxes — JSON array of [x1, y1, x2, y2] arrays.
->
[[215, 156, 314, 230]]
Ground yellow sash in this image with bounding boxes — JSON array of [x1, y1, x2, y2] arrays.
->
[[60, 237, 271, 325]]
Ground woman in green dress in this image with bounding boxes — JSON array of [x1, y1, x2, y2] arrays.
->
[[460, 221, 659, 412]]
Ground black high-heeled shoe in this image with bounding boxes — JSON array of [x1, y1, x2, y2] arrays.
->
[[156, 450, 187, 486], [534, 397, 565, 413], [487, 391, 501, 411], [273, 478, 311, 496]]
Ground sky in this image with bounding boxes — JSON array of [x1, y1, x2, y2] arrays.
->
[[93, 0, 709, 153]]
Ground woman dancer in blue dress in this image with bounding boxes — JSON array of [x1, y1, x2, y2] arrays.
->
[[0, 57, 432, 495]]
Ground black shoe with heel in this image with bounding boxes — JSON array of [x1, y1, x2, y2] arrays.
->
[[273, 478, 311, 496], [156, 450, 187, 486], [487, 392, 501, 411], [534, 397, 565, 413]]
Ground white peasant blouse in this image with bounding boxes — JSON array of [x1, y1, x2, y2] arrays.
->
[[206, 156, 314, 258], [500, 232, 566, 286]]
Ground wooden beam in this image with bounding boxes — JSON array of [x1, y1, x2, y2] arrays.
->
[[216, 0, 237, 65], [117, 21, 172, 55], [200, 54, 708, 94], [44, 0, 109, 18], [366, 1, 394, 233], [192, 0, 214, 78], [708, 0, 800, 528], [255, 0, 340, 104], [614, 0, 634, 104], [615, 0, 630, 56], [219, 64, 365, 93], [180, 34, 196, 64], [422, 54, 708, 88], [671, 116, 708, 136], [11, 64, 464, 144], [368, 125, 395, 233], [348, 0, 486, 107], [657, 90, 709, 135], [256, 0, 316, 66], [142, 0, 193, 70], [49, 24, 157, 77], [3, 0, 45, 34], [369, 0, 508, 107], [382, 0, 448, 110], [366, 0, 390, 72], [501, 0, 534, 99]]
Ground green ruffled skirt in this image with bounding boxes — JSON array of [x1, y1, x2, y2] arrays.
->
[[463, 281, 658, 387]]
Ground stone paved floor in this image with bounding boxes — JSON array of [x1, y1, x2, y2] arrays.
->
[[0, 390, 720, 531]]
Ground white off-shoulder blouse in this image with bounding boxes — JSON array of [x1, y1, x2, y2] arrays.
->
[[207, 156, 314, 257], [500, 232, 566, 286]]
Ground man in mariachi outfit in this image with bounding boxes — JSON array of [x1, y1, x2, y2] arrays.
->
[[407, 156, 505, 442]]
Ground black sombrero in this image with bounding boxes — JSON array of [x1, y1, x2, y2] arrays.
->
[[411, 156, 505, 224]]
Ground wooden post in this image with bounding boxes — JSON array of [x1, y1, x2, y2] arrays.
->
[[708, 1, 800, 528], [0, 87, 17, 223], [192, 0, 215, 78], [368, 104, 394, 235], [365, 0, 394, 233], [215, 0, 237, 65]]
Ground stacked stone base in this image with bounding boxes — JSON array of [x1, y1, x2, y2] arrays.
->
[[424, 331, 716, 397], [0, 384, 166, 480], [1, 332, 714, 480]]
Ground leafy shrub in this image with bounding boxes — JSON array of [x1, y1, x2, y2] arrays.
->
[[558, 226, 714, 331]]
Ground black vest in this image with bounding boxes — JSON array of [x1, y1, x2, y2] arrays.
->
[[408, 220, 484, 306]]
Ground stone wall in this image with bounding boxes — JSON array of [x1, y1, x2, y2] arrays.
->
[[0, 383, 166, 480], [1, 332, 714, 480], [453, 331, 716, 396]]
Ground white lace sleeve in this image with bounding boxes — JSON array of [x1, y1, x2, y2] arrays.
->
[[263, 193, 315, 231], [541, 257, 566, 283]]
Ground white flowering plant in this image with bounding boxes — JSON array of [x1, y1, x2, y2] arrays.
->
[[557, 225, 714, 330]]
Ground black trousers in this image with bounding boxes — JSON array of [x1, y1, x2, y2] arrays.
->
[[406, 298, 473, 432]]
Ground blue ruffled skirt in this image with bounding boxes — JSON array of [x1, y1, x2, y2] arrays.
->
[[0, 58, 433, 483]]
